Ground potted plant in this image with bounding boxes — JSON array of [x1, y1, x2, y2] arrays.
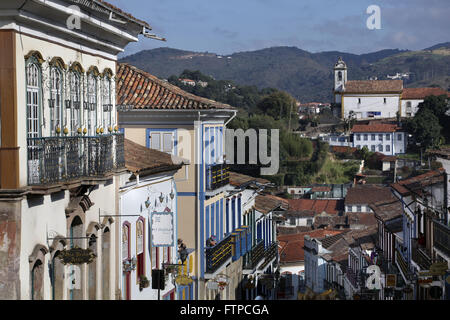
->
[[139, 275, 150, 291]]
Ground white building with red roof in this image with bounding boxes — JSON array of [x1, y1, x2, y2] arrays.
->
[[351, 122, 407, 155], [400, 87, 450, 117]]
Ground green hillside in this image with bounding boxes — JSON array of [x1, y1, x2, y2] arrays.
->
[[120, 44, 450, 103]]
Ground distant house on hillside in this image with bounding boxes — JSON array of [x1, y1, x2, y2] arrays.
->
[[351, 122, 407, 156], [179, 78, 196, 86], [400, 87, 450, 117]]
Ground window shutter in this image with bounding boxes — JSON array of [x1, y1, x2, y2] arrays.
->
[[151, 132, 161, 150], [163, 132, 173, 153]]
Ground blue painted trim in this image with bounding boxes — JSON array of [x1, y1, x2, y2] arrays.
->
[[146, 128, 178, 155], [211, 203, 215, 238], [219, 199, 223, 242], [178, 192, 197, 197], [231, 198, 236, 231], [205, 205, 210, 242], [216, 201, 220, 241], [119, 128, 125, 134], [238, 197, 242, 227], [199, 124, 205, 278], [225, 199, 229, 235]]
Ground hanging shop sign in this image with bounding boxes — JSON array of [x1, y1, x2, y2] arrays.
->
[[418, 262, 448, 277], [151, 211, 174, 247], [58, 247, 96, 265], [175, 274, 194, 286]]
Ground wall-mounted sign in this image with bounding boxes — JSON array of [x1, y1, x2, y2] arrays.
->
[[58, 247, 96, 265], [151, 211, 174, 247]]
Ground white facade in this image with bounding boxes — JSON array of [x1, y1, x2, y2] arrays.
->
[[304, 236, 328, 293], [401, 99, 422, 117], [352, 131, 407, 155], [342, 94, 401, 120], [119, 173, 178, 300]]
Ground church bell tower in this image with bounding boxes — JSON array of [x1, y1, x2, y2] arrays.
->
[[334, 57, 347, 92]]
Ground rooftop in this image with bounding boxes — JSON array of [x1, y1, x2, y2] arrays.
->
[[351, 123, 401, 133], [370, 198, 403, 223], [116, 63, 234, 111], [344, 80, 403, 93], [391, 168, 445, 196], [345, 185, 395, 205], [228, 172, 271, 187], [288, 199, 344, 215], [255, 194, 289, 214], [124, 138, 187, 176], [402, 87, 450, 100]]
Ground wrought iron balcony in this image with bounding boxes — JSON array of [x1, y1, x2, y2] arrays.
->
[[205, 163, 230, 191], [433, 220, 450, 258], [346, 268, 359, 289], [258, 241, 278, 270], [243, 239, 265, 270], [205, 234, 233, 274], [27, 133, 125, 186], [411, 238, 432, 270]]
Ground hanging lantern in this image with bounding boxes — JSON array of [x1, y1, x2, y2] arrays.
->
[[170, 190, 175, 200], [159, 193, 164, 203]]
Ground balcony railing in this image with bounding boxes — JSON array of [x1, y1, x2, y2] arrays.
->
[[411, 238, 432, 270], [346, 268, 359, 289], [433, 220, 450, 258], [206, 163, 230, 191], [258, 241, 278, 270], [205, 234, 233, 274], [27, 133, 125, 186], [243, 239, 265, 270]]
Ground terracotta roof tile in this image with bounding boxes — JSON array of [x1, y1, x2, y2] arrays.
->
[[116, 63, 234, 110], [344, 80, 403, 93], [228, 172, 271, 187], [278, 229, 344, 263], [288, 199, 344, 215], [351, 123, 400, 133], [255, 194, 289, 214], [345, 185, 395, 205], [391, 168, 445, 196], [124, 138, 186, 175], [402, 87, 450, 100], [370, 198, 403, 222]]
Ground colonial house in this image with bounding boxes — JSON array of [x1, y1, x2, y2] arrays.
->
[[116, 62, 238, 300], [351, 123, 407, 156], [303, 230, 347, 294], [391, 168, 449, 300], [345, 185, 396, 214], [0, 0, 153, 300], [333, 57, 403, 120], [370, 198, 406, 300], [400, 88, 450, 117], [118, 139, 188, 300]]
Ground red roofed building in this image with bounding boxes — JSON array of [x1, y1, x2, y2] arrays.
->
[[288, 199, 345, 216], [351, 122, 407, 156], [401, 87, 450, 117]]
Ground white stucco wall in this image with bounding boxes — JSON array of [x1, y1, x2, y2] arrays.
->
[[343, 94, 400, 119]]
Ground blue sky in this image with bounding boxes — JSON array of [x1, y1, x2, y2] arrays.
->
[[107, 0, 450, 57]]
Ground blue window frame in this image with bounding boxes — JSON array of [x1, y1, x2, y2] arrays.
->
[[220, 199, 224, 240], [237, 197, 242, 227], [146, 128, 177, 155], [205, 206, 210, 242], [211, 204, 215, 238], [226, 200, 230, 234], [216, 201, 220, 241], [231, 198, 236, 231]]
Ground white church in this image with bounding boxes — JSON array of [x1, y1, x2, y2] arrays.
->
[[333, 57, 403, 120]]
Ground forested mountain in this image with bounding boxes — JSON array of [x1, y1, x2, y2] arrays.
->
[[120, 44, 450, 103]]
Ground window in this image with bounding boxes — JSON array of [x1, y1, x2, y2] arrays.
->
[[383, 98, 387, 104], [356, 205, 361, 212], [50, 67, 62, 136], [102, 76, 112, 131], [378, 134, 383, 141], [148, 130, 176, 155], [406, 101, 412, 109], [356, 134, 360, 141], [397, 134, 402, 141], [136, 219, 145, 279], [307, 219, 313, 226], [386, 145, 391, 152], [122, 223, 130, 260], [338, 71, 342, 81], [371, 145, 375, 152], [379, 145, 383, 152], [87, 73, 98, 136], [386, 134, 390, 141], [371, 134, 375, 141], [358, 98, 361, 104], [356, 145, 360, 149], [70, 71, 81, 135], [364, 134, 368, 141], [26, 60, 41, 139]]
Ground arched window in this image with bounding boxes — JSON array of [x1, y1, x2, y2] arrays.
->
[[69, 216, 83, 300], [102, 76, 112, 131], [87, 73, 98, 136], [338, 71, 342, 81], [26, 59, 41, 139], [102, 227, 111, 300], [122, 223, 131, 300], [88, 234, 97, 300], [136, 218, 145, 280], [70, 71, 81, 135], [31, 260, 44, 300], [50, 67, 63, 135]]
